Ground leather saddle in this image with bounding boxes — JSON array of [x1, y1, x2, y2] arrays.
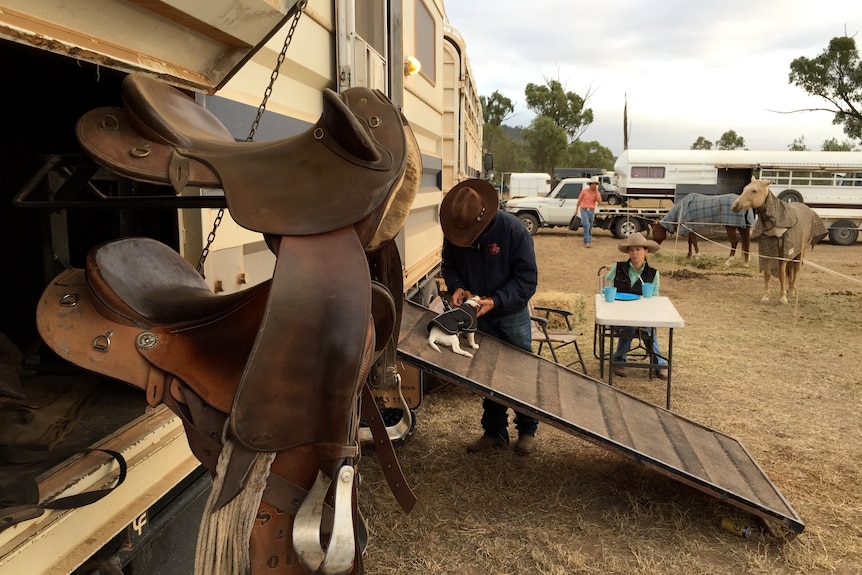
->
[[39, 74, 420, 575]]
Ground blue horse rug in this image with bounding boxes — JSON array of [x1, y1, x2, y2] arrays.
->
[[660, 193, 751, 236]]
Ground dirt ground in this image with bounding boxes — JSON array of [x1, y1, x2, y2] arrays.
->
[[360, 225, 862, 575]]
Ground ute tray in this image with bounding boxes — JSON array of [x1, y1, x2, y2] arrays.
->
[[397, 301, 804, 538]]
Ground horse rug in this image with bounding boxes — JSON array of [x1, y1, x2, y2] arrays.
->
[[752, 194, 827, 274], [662, 193, 751, 235]]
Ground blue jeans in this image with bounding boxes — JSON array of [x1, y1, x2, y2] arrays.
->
[[477, 308, 538, 439], [613, 327, 667, 366], [581, 208, 595, 244]]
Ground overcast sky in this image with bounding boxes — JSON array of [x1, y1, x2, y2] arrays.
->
[[444, 1, 862, 156]]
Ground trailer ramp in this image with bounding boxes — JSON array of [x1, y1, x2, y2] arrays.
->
[[397, 301, 804, 538]]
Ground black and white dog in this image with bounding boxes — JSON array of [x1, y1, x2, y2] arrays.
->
[[427, 294, 480, 358]]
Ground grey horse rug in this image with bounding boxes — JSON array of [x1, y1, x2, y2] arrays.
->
[[751, 192, 828, 275]]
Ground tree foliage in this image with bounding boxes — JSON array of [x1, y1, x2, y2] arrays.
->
[[481, 91, 514, 127], [821, 137, 860, 151], [521, 116, 568, 174], [789, 35, 862, 143], [566, 140, 615, 171], [716, 130, 746, 150], [523, 79, 594, 141], [788, 135, 810, 151], [691, 136, 713, 150]]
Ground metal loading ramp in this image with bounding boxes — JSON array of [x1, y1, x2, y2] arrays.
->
[[397, 301, 804, 538]]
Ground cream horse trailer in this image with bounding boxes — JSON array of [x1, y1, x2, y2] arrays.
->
[[0, 1, 482, 571]]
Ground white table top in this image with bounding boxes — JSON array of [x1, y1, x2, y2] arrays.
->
[[594, 294, 685, 328]]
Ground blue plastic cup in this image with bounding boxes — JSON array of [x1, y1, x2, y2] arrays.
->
[[603, 286, 617, 302], [642, 282, 655, 298]]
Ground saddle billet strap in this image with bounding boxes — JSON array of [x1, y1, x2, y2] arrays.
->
[[75, 107, 221, 188], [230, 230, 373, 454], [359, 384, 416, 513]]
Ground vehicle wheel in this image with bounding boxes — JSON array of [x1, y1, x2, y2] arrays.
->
[[606, 194, 622, 205], [612, 217, 641, 239], [828, 219, 859, 245], [777, 190, 803, 203], [519, 213, 540, 235]]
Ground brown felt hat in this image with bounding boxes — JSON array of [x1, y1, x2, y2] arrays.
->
[[617, 232, 660, 254], [440, 179, 498, 247]]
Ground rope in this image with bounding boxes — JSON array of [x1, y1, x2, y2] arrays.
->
[[194, 438, 276, 575]]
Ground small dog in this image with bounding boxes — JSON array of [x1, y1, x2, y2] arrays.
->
[[427, 294, 481, 358]]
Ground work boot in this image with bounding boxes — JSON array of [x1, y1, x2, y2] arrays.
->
[[655, 368, 668, 379], [514, 434, 536, 455], [613, 366, 628, 377], [466, 434, 508, 453]]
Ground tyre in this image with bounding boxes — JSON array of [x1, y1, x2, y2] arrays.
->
[[777, 189, 803, 203], [612, 217, 642, 239], [518, 213, 540, 235], [606, 194, 622, 205], [828, 219, 859, 245]]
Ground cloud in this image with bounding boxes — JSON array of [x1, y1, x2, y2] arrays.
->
[[446, 0, 862, 154]]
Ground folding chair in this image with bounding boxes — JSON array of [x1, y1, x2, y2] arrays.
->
[[529, 300, 588, 374]]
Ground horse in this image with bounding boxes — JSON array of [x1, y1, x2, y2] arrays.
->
[[731, 177, 828, 304], [649, 193, 752, 267], [36, 74, 422, 575]]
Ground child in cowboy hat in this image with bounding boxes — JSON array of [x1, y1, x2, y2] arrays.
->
[[603, 232, 668, 379], [440, 179, 540, 454]]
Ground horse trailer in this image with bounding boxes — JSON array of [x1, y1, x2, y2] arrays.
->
[[614, 149, 862, 244], [0, 1, 484, 572]]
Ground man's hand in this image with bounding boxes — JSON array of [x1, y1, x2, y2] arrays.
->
[[450, 288, 465, 307], [476, 297, 495, 317]]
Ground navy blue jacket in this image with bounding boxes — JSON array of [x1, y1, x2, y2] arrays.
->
[[441, 211, 538, 319]]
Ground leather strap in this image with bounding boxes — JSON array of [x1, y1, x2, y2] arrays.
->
[[360, 384, 416, 513]]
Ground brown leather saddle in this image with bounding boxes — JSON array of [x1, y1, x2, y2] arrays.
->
[[38, 74, 420, 575]]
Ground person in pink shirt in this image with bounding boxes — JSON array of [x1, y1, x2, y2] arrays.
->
[[574, 176, 602, 247]]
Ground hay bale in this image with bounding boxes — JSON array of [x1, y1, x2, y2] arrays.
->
[[532, 291, 587, 328]]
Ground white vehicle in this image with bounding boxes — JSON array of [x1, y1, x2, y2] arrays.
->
[[615, 149, 862, 244], [0, 1, 483, 572], [503, 172, 552, 198], [504, 177, 642, 235]]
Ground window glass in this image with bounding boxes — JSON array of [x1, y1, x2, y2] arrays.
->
[[356, 0, 385, 55], [631, 166, 665, 178], [415, 0, 436, 84]]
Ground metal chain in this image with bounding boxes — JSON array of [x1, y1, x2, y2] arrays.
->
[[197, 0, 308, 275]]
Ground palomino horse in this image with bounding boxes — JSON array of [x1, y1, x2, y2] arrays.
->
[[650, 193, 752, 267], [731, 177, 827, 304], [37, 74, 421, 575]]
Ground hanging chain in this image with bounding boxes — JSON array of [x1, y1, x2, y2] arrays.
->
[[197, 0, 308, 276]]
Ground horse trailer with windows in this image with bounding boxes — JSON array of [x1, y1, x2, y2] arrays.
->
[[615, 149, 862, 244], [0, 1, 483, 572]]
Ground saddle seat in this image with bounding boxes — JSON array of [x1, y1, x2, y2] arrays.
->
[[86, 236, 269, 327]]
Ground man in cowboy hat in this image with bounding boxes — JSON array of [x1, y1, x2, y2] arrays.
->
[[440, 179, 540, 454], [603, 232, 668, 379], [575, 176, 602, 248]]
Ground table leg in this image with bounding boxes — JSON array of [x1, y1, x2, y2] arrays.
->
[[607, 327, 616, 387], [666, 328, 673, 409]]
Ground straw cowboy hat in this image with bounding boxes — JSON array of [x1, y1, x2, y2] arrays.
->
[[440, 179, 498, 247], [617, 232, 660, 254], [588, 176, 600, 184]]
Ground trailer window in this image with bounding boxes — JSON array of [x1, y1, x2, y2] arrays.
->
[[356, 0, 385, 55], [631, 166, 665, 178], [415, 0, 436, 84]]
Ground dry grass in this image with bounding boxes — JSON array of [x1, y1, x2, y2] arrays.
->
[[360, 227, 862, 575]]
